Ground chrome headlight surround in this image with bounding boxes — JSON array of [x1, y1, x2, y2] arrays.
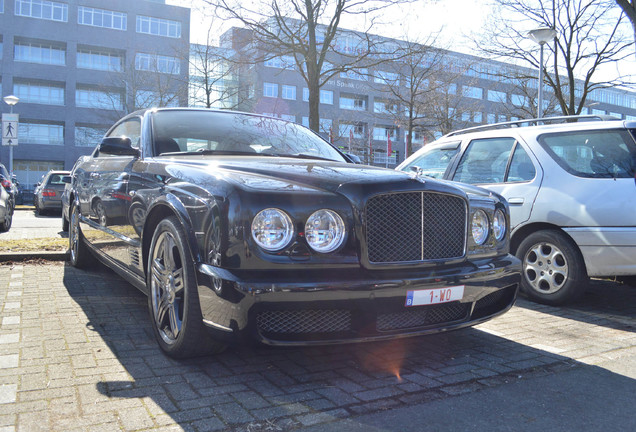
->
[[251, 208, 294, 251], [305, 209, 346, 253], [492, 208, 506, 241], [471, 209, 489, 245]]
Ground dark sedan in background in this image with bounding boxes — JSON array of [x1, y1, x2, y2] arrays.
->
[[34, 170, 70, 215], [66, 108, 520, 358]]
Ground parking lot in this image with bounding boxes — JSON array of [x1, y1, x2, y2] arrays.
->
[[0, 251, 635, 431]]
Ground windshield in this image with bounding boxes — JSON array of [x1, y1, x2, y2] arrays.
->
[[151, 110, 346, 162]]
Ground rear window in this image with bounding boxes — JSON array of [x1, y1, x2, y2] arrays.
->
[[538, 129, 636, 178], [46, 174, 66, 185]]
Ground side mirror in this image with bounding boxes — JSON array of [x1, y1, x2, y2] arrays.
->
[[62, 175, 72, 184], [99, 137, 140, 157], [344, 152, 362, 164]]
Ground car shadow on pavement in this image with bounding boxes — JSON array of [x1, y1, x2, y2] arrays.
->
[[515, 279, 636, 333], [58, 263, 635, 431]]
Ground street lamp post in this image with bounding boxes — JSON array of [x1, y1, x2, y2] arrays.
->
[[3, 95, 20, 176], [528, 28, 556, 119]]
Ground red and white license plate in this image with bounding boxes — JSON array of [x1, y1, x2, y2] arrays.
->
[[405, 285, 464, 307]]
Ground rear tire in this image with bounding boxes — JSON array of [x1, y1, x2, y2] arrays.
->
[[69, 202, 97, 269], [147, 216, 226, 358], [516, 229, 587, 305]]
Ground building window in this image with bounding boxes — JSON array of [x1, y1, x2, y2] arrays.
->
[[487, 113, 496, 123], [373, 126, 396, 141], [374, 71, 399, 86], [15, 0, 67, 22], [320, 90, 333, 105], [303, 88, 309, 102], [510, 94, 527, 106], [264, 55, 295, 70], [374, 100, 399, 114], [76, 87, 122, 110], [474, 112, 483, 123], [488, 90, 507, 103], [77, 6, 126, 30], [14, 81, 64, 105], [464, 86, 483, 99], [339, 122, 365, 139], [263, 82, 278, 98], [340, 68, 368, 81], [18, 122, 64, 145], [281, 85, 296, 100], [136, 15, 181, 38], [135, 53, 180, 74], [14, 41, 65, 65], [339, 94, 367, 111], [135, 90, 178, 109], [77, 49, 122, 71], [75, 125, 107, 147], [1, 0, 4, 13]]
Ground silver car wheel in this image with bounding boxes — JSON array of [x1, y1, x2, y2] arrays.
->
[[523, 241, 568, 295], [150, 230, 185, 345]]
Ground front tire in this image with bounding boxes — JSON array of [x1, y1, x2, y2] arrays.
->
[[69, 202, 97, 269], [147, 216, 226, 358], [516, 229, 587, 305]]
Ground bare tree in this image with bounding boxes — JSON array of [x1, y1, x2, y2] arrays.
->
[[208, 0, 415, 133], [615, 1, 636, 58], [478, 0, 633, 116]]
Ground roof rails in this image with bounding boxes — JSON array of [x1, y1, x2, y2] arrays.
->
[[444, 114, 621, 137]]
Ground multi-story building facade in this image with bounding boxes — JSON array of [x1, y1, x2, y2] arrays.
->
[[0, 0, 190, 189], [215, 25, 636, 167]]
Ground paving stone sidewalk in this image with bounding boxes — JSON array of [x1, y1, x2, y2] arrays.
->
[[0, 262, 634, 431]]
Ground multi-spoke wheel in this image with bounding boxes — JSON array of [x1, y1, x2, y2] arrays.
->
[[516, 229, 586, 305], [93, 200, 108, 226], [147, 216, 226, 358], [69, 202, 97, 268]]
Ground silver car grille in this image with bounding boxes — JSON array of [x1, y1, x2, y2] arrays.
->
[[365, 192, 466, 263]]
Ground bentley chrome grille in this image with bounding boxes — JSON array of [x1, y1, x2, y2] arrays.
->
[[366, 192, 467, 263]]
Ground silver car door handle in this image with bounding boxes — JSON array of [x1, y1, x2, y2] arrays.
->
[[508, 197, 524, 205]]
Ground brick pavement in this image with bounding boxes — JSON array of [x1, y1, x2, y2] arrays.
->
[[0, 262, 634, 431]]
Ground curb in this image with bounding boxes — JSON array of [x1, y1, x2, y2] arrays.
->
[[0, 250, 69, 262]]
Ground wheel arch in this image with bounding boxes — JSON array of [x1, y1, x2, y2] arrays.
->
[[510, 222, 588, 276], [141, 195, 200, 279]]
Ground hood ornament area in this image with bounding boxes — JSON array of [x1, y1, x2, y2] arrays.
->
[[409, 166, 426, 184]]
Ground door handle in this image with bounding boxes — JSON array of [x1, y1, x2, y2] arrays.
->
[[508, 197, 524, 205]]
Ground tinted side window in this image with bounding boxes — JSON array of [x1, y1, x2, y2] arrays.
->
[[538, 129, 636, 178], [453, 137, 516, 184], [400, 142, 460, 179], [107, 118, 142, 148], [507, 145, 536, 182]]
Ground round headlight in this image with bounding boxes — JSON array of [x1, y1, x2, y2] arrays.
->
[[471, 209, 489, 245], [305, 209, 346, 253], [251, 208, 294, 251], [493, 209, 506, 241]]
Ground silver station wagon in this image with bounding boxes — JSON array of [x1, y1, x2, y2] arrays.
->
[[398, 116, 636, 305]]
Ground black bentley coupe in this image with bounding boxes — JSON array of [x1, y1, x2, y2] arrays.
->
[[67, 108, 520, 358]]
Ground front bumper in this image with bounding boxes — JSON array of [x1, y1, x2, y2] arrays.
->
[[195, 255, 521, 346]]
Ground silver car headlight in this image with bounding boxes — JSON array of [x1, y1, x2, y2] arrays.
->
[[493, 209, 506, 241], [305, 209, 346, 253], [251, 208, 294, 251], [471, 209, 489, 245]]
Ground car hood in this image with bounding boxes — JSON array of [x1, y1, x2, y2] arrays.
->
[[161, 156, 497, 200]]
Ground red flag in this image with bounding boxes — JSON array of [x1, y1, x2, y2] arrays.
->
[[387, 133, 392, 156]]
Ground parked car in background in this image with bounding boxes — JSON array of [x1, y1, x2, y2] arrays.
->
[[0, 162, 17, 211], [0, 164, 13, 232], [34, 170, 71, 215], [66, 108, 520, 358], [398, 115, 636, 305]]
